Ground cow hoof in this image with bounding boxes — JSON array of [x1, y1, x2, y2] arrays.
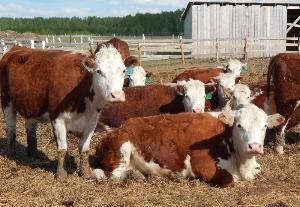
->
[[79, 166, 93, 178], [93, 169, 107, 182], [56, 169, 68, 181], [275, 145, 284, 154]]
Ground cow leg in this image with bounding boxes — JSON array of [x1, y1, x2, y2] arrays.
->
[[78, 128, 96, 178], [52, 118, 68, 180], [25, 119, 38, 157], [275, 120, 289, 154], [3, 103, 17, 156]]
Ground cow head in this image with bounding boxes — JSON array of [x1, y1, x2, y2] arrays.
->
[[176, 79, 206, 113], [232, 84, 252, 109], [219, 104, 285, 157], [124, 66, 153, 87], [84, 45, 126, 103], [223, 59, 248, 77], [214, 73, 237, 107]]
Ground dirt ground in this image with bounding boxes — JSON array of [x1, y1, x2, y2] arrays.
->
[[0, 58, 299, 207]]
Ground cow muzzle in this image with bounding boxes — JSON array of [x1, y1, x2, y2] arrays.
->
[[108, 91, 125, 102], [193, 108, 203, 113], [247, 143, 264, 155]]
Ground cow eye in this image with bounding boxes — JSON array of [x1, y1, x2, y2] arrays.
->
[[96, 70, 104, 76], [237, 124, 242, 128], [123, 69, 126, 74]]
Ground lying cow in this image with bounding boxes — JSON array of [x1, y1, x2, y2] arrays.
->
[[172, 59, 247, 84], [95, 104, 284, 187], [0, 45, 126, 180], [99, 79, 214, 128], [123, 65, 153, 87], [223, 59, 248, 78], [172, 67, 223, 84], [231, 83, 277, 114], [266, 53, 300, 154]]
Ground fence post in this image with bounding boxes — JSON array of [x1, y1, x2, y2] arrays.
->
[[80, 35, 83, 43], [244, 37, 248, 61], [216, 38, 219, 61], [0, 39, 5, 46], [30, 40, 35, 48], [138, 41, 141, 66], [179, 36, 185, 65], [2, 45, 7, 54], [298, 37, 300, 54], [42, 40, 46, 49]]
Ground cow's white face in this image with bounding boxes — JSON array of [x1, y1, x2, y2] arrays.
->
[[224, 59, 247, 77], [177, 79, 206, 113], [232, 104, 284, 157], [232, 84, 251, 109], [215, 73, 236, 106], [129, 66, 147, 87], [93, 45, 126, 103]]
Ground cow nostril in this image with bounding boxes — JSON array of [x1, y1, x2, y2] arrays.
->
[[248, 144, 253, 150], [111, 93, 116, 98]]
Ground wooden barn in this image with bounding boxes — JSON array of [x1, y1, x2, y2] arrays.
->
[[181, 0, 300, 58]]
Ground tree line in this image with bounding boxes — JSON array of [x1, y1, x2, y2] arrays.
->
[[0, 10, 184, 36]]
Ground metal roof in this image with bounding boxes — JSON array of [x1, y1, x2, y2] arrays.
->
[[181, 0, 300, 20]]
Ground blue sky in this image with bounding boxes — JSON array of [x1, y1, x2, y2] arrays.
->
[[0, 0, 187, 18]]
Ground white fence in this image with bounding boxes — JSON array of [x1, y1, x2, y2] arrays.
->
[[1, 35, 300, 63]]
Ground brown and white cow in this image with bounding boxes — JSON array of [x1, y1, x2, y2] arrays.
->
[[94, 104, 284, 187], [0, 45, 126, 180], [265, 53, 300, 154], [232, 83, 277, 114], [172, 66, 243, 111], [94, 37, 152, 87], [172, 67, 223, 84], [99, 79, 214, 128]]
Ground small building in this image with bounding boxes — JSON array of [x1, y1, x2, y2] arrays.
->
[[181, 0, 300, 58]]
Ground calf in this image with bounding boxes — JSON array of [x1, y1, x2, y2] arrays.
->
[[99, 79, 213, 128], [95, 104, 284, 187], [266, 53, 300, 154], [0, 45, 126, 180]]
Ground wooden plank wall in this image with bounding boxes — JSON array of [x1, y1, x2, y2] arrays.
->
[[187, 3, 287, 58]]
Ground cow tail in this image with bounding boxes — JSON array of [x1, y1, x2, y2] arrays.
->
[[264, 56, 276, 114]]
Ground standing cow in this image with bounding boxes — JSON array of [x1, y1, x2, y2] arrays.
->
[[265, 53, 300, 154], [0, 45, 126, 180], [95, 104, 284, 187]]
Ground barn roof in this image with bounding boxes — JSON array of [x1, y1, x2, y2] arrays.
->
[[181, 0, 300, 20]]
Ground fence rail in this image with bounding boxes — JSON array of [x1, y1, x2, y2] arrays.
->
[[1, 35, 300, 63]]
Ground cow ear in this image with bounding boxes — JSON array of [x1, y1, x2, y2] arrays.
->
[[176, 85, 186, 96], [235, 76, 242, 84], [205, 85, 216, 94], [124, 56, 138, 67], [267, 114, 285, 129], [82, 57, 96, 72], [146, 71, 153, 78], [218, 112, 234, 126]]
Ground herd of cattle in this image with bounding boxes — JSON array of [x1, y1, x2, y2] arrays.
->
[[0, 38, 299, 187]]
